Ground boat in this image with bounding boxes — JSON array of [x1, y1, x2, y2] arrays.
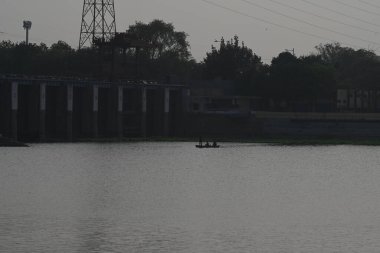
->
[[196, 144, 220, 149]]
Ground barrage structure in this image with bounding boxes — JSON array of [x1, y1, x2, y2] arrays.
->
[[0, 75, 189, 142]]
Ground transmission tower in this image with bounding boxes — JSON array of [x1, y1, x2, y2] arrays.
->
[[79, 0, 116, 49]]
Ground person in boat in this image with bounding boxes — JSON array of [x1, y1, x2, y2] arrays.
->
[[212, 141, 218, 147], [205, 142, 210, 147], [199, 137, 203, 147]]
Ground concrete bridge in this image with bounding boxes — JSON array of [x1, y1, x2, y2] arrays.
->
[[0, 75, 189, 141]]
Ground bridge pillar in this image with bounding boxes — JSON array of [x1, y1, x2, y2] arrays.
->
[[39, 83, 46, 141], [181, 88, 190, 136], [67, 85, 73, 141], [164, 88, 170, 136], [117, 86, 123, 139], [11, 82, 18, 140], [141, 87, 147, 137], [92, 86, 99, 138], [182, 88, 191, 113]]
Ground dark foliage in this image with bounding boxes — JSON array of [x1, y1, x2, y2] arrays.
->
[[0, 20, 195, 82], [1, 20, 380, 106]]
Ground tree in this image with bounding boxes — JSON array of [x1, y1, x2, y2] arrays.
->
[[127, 19, 191, 61], [315, 43, 380, 89], [5, 42, 48, 74], [268, 52, 302, 101], [202, 36, 262, 80], [50, 41, 73, 52], [316, 43, 380, 111], [266, 52, 336, 111], [0, 41, 15, 73], [122, 20, 194, 80]]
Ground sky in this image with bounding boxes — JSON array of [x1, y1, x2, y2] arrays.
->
[[1, 0, 380, 62]]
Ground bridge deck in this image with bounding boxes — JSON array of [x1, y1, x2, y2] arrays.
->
[[0, 75, 186, 88]]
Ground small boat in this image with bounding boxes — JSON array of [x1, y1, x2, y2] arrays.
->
[[196, 144, 220, 149], [196, 137, 220, 148]]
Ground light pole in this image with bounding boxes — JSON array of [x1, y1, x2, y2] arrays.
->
[[23, 21, 32, 45]]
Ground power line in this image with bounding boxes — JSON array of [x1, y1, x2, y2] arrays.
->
[[331, 0, 380, 16], [299, 0, 380, 28], [265, 0, 379, 34], [0, 31, 22, 38], [356, 0, 380, 9], [239, 0, 380, 46], [199, 0, 363, 50]]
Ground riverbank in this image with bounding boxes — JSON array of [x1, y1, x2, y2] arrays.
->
[[52, 136, 380, 146], [240, 137, 380, 146], [0, 136, 28, 147]]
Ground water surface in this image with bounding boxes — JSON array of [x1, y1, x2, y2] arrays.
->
[[1, 143, 380, 252]]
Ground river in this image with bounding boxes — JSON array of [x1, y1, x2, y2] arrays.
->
[[1, 143, 380, 252]]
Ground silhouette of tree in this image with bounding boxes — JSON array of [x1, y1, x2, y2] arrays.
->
[[50, 41, 74, 52], [127, 19, 191, 61], [202, 35, 262, 80], [316, 43, 380, 90], [264, 51, 335, 110], [2, 28, 380, 112], [124, 20, 194, 80]]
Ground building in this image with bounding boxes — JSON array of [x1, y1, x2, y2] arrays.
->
[[188, 79, 259, 114], [337, 89, 380, 112]]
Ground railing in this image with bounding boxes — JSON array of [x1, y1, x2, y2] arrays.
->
[[0, 74, 186, 88]]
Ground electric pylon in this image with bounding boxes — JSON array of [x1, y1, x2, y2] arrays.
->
[[79, 0, 116, 49]]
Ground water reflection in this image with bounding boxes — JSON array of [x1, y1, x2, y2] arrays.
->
[[1, 143, 380, 252]]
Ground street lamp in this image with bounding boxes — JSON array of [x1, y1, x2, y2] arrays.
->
[[23, 21, 32, 45]]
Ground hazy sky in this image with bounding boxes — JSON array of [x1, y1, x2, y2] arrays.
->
[[1, 0, 380, 62]]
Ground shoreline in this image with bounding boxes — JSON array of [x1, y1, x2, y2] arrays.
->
[[21, 136, 380, 146], [0, 136, 28, 147]]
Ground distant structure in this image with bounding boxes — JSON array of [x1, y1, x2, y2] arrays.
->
[[23, 21, 32, 45], [285, 48, 295, 56], [79, 0, 117, 49]]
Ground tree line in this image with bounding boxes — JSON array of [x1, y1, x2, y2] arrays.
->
[[1, 19, 380, 105]]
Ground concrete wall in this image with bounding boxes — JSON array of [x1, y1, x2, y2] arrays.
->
[[184, 113, 257, 138], [18, 85, 40, 140], [184, 111, 380, 138], [256, 111, 380, 137], [45, 86, 68, 140], [0, 78, 187, 142], [259, 118, 380, 137], [9, 76, 380, 141], [0, 82, 11, 137]]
